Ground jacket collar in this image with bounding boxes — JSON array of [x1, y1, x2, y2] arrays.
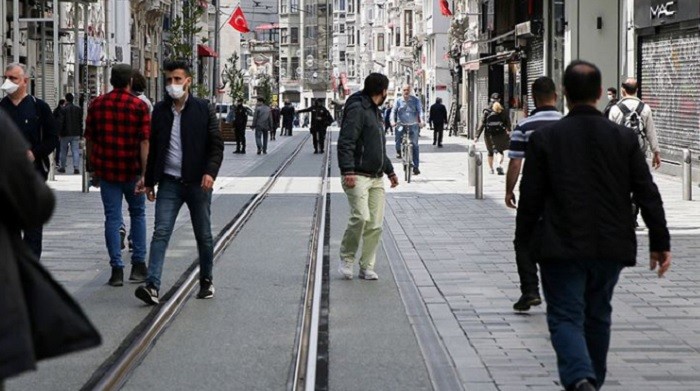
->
[[359, 92, 378, 109], [530, 106, 558, 116], [566, 105, 603, 117]]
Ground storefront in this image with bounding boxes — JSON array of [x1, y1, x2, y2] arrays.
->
[[635, 0, 700, 163]]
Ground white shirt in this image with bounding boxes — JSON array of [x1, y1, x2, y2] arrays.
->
[[164, 104, 184, 178]]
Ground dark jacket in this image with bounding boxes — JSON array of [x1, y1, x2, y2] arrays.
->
[[233, 104, 248, 131], [337, 92, 395, 178], [0, 112, 101, 380], [0, 95, 59, 179], [515, 105, 670, 266], [297, 104, 333, 131], [271, 106, 281, 129], [60, 102, 83, 137], [145, 95, 224, 187], [602, 98, 619, 118], [429, 102, 448, 128], [281, 104, 295, 127]]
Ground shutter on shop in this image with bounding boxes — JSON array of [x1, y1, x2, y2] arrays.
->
[[35, 64, 57, 109], [477, 64, 489, 118], [640, 29, 700, 160], [526, 37, 544, 114]]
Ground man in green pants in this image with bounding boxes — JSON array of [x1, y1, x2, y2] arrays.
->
[[337, 73, 399, 280]]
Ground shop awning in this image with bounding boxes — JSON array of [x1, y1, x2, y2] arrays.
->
[[255, 23, 280, 31], [463, 50, 516, 65], [197, 44, 219, 58]]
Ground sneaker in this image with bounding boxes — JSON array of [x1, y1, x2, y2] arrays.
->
[[197, 278, 215, 299], [135, 284, 159, 305], [395, 153, 402, 159], [359, 269, 379, 280], [496, 166, 504, 175], [57, 167, 66, 173], [338, 260, 353, 280], [129, 263, 148, 283], [128, 238, 134, 253], [513, 294, 542, 312], [119, 226, 127, 250], [574, 379, 596, 391], [413, 167, 421, 175], [108, 267, 124, 287], [74, 168, 80, 174], [489, 168, 495, 174]]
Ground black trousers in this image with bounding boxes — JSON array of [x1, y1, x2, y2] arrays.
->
[[384, 123, 393, 134], [23, 225, 43, 260], [433, 124, 444, 145], [283, 124, 293, 136], [515, 241, 539, 295], [234, 127, 246, 151], [312, 128, 327, 152]]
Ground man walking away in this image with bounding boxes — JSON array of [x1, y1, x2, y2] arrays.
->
[[233, 99, 248, 153], [252, 97, 273, 154], [53, 99, 66, 167], [59, 93, 83, 174], [270, 103, 280, 140], [280, 99, 295, 136], [516, 60, 671, 391], [429, 97, 448, 147], [504, 76, 562, 312], [602, 87, 618, 117], [337, 73, 399, 280], [383, 101, 393, 135], [131, 70, 154, 113], [390, 84, 424, 175], [475, 96, 511, 175], [297, 99, 334, 153], [85, 64, 150, 287], [0, 62, 59, 260], [136, 60, 223, 305], [608, 78, 661, 170]]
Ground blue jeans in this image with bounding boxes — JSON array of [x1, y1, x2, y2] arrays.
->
[[99, 179, 147, 268], [395, 125, 420, 169], [255, 129, 269, 152], [146, 177, 214, 290], [60, 136, 81, 169], [540, 259, 624, 390]]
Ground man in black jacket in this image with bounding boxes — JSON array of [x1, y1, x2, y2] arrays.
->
[[297, 99, 333, 153], [428, 97, 448, 147], [515, 60, 671, 391], [59, 93, 83, 174], [280, 99, 295, 136], [233, 99, 248, 153], [135, 60, 224, 305], [0, 62, 58, 260], [337, 73, 398, 281]]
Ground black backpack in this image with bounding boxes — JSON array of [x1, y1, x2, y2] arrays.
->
[[617, 101, 647, 151], [484, 110, 506, 135]]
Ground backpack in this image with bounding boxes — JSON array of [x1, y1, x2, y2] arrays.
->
[[484, 110, 506, 135], [617, 101, 647, 151]]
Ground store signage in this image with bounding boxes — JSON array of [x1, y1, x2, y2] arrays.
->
[[650, 1, 676, 18]]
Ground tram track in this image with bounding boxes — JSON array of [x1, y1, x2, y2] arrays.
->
[[80, 132, 331, 391]]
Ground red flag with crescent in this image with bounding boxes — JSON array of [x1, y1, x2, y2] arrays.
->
[[440, 0, 453, 16], [228, 6, 250, 33]]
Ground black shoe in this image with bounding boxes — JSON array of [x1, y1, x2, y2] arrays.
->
[[73, 169, 80, 174], [513, 294, 542, 312], [233, 150, 241, 154], [263, 150, 267, 154], [413, 167, 421, 175], [396, 153, 402, 159], [108, 267, 124, 287], [197, 278, 215, 299], [257, 149, 261, 155], [573, 379, 596, 391], [433, 141, 436, 145], [496, 166, 505, 175], [57, 167, 66, 173], [241, 149, 246, 154], [135, 284, 159, 305], [119, 227, 127, 250], [129, 263, 148, 283], [319, 149, 324, 153], [313, 150, 318, 154], [438, 144, 443, 148]]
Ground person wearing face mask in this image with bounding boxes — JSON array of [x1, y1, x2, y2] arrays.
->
[[0, 62, 59, 260], [337, 73, 399, 280], [602, 87, 618, 118], [135, 60, 223, 305]]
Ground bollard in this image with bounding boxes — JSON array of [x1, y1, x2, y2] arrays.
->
[[475, 152, 484, 199], [467, 143, 477, 186], [81, 138, 90, 193], [48, 151, 56, 181], [682, 148, 692, 201]]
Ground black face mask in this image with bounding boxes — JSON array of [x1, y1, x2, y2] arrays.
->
[[378, 93, 388, 106]]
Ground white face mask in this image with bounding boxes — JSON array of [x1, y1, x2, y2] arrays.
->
[[1, 79, 20, 95], [607, 94, 613, 101], [166, 83, 186, 100]]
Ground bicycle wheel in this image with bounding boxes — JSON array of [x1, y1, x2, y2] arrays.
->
[[405, 145, 412, 183]]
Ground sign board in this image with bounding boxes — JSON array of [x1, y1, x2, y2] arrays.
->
[[635, 0, 700, 28]]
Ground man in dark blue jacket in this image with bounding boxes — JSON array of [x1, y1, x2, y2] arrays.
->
[[516, 60, 671, 391], [428, 97, 448, 147], [135, 60, 224, 305]]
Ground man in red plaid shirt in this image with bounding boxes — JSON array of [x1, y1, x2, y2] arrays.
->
[[85, 64, 151, 287]]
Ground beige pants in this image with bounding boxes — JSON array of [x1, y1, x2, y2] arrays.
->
[[339, 176, 386, 271]]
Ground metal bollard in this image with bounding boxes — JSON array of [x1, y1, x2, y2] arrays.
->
[[475, 152, 484, 199], [682, 148, 692, 201], [467, 143, 477, 186], [81, 138, 90, 193]]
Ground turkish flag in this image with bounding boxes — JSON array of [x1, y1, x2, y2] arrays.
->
[[228, 6, 250, 33], [440, 0, 453, 16]]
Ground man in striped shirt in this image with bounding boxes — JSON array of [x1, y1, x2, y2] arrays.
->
[[506, 76, 562, 311]]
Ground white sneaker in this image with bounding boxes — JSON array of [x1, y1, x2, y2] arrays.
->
[[359, 269, 379, 280], [338, 260, 353, 280]]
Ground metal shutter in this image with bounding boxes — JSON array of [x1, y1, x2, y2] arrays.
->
[[640, 29, 700, 162], [526, 36, 544, 114], [35, 64, 57, 109], [477, 64, 489, 117]]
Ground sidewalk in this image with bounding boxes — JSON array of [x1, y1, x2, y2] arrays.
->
[[380, 132, 700, 390]]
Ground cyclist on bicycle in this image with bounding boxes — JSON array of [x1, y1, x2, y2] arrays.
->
[[390, 84, 424, 175]]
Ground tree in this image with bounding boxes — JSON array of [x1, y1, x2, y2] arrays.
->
[[256, 74, 273, 106], [166, 0, 210, 97], [223, 52, 245, 102]]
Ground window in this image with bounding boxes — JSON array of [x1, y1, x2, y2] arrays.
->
[[347, 26, 355, 45], [290, 0, 299, 13], [339, 24, 345, 34], [347, 0, 353, 13], [347, 58, 355, 77], [281, 28, 289, 45], [291, 57, 300, 80], [290, 27, 299, 44], [395, 27, 400, 46], [339, 51, 345, 61], [377, 33, 384, 51], [281, 0, 288, 14], [339, 0, 345, 12], [281, 58, 288, 78], [404, 10, 412, 46]]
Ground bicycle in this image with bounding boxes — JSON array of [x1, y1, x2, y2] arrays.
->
[[398, 123, 417, 183]]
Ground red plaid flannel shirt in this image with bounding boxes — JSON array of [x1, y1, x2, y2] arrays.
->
[[85, 89, 150, 182]]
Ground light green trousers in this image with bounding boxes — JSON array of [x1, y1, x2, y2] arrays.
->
[[339, 176, 386, 271]]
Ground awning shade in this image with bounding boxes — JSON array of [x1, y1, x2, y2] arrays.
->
[[255, 23, 280, 31], [197, 44, 219, 58]]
